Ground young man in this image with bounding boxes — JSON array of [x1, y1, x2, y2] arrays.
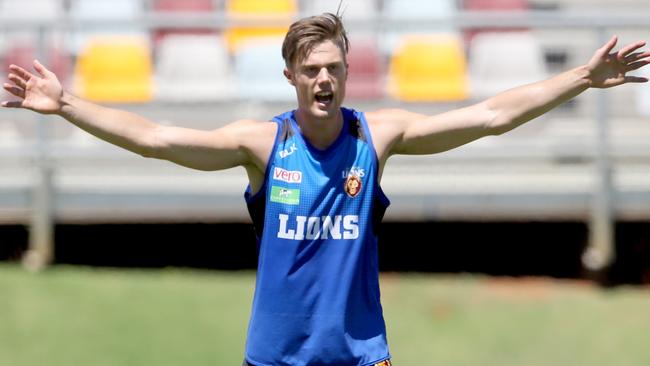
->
[[3, 12, 649, 366]]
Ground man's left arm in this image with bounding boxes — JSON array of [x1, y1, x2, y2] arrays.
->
[[371, 36, 649, 158]]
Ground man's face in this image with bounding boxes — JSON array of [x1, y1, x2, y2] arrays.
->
[[284, 40, 347, 121]]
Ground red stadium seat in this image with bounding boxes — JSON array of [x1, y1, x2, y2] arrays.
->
[[345, 39, 384, 101], [462, 0, 530, 46], [153, 0, 215, 12], [151, 0, 219, 46], [2, 44, 71, 89]]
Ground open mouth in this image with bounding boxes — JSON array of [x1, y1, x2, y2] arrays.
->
[[315, 91, 333, 104]]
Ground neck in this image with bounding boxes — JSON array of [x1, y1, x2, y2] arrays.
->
[[295, 108, 344, 150]]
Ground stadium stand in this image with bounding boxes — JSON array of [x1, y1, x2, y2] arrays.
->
[[224, 0, 297, 54], [150, 0, 219, 46], [637, 66, 650, 116], [0, 0, 63, 20], [154, 34, 235, 102], [68, 0, 146, 55], [387, 34, 469, 102], [379, 0, 458, 56], [468, 31, 546, 100], [345, 38, 384, 101], [2, 44, 71, 87], [234, 37, 295, 102], [0, 121, 22, 147], [72, 36, 153, 103], [461, 0, 530, 46], [307, 0, 378, 39]]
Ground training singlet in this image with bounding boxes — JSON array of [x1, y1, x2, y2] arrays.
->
[[243, 107, 391, 366]]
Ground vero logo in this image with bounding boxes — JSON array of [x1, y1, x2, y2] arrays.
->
[[273, 167, 302, 184]]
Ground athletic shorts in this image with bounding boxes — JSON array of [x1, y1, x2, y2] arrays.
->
[[243, 360, 392, 366]]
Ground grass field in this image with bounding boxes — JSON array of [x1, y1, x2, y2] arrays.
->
[[2, 263, 650, 366]]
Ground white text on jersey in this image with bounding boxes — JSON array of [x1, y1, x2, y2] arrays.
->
[[277, 214, 359, 240], [279, 143, 298, 158], [342, 166, 366, 178]]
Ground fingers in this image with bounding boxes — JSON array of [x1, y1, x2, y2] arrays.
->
[[7, 73, 27, 89], [1, 100, 25, 108], [600, 35, 618, 56], [624, 75, 649, 83], [625, 60, 650, 72], [32, 59, 52, 78], [3, 82, 25, 99], [618, 40, 647, 61], [8, 64, 36, 82], [624, 51, 650, 63]]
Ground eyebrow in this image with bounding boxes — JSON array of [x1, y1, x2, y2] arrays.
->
[[301, 61, 344, 69]]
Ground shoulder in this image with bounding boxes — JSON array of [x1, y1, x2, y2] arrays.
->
[[220, 118, 278, 143], [364, 108, 427, 127]]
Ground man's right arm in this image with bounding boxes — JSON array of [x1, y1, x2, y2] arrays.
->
[[2, 60, 275, 173]]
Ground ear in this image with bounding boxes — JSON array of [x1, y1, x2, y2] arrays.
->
[[284, 68, 295, 86]]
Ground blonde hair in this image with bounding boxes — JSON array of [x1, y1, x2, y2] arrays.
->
[[281, 12, 350, 69]]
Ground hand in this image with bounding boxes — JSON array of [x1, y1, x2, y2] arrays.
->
[[586, 36, 650, 88], [2, 60, 63, 114]]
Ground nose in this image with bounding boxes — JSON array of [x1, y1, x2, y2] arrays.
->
[[316, 67, 331, 84]]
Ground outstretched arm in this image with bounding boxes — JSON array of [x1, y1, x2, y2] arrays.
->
[[369, 36, 650, 159], [2, 60, 275, 173]]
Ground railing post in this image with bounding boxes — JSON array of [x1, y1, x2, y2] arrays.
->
[[22, 26, 55, 272], [582, 28, 616, 273]]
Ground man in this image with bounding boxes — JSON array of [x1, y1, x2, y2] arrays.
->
[[3, 12, 649, 366]]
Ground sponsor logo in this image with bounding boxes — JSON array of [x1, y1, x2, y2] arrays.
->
[[273, 167, 302, 184], [344, 174, 362, 198], [341, 166, 365, 178], [270, 186, 300, 205], [277, 214, 359, 240], [279, 143, 298, 159]]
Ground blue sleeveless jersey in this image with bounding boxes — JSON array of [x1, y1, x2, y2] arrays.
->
[[244, 107, 391, 366]]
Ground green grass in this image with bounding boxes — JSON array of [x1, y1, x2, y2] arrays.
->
[[2, 264, 650, 366]]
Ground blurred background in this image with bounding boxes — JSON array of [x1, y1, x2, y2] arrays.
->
[[1, 0, 650, 281], [1, 0, 650, 278], [1, 1, 650, 365]]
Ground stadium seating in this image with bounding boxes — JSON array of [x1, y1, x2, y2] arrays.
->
[[73, 37, 153, 103], [224, 0, 297, 54], [0, 121, 22, 147], [387, 34, 469, 102], [154, 34, 235, 102], [637, 66, 650, 116], [468, 31, 546, 100], [1, 44, 71, 89], [306, 0, 378, 39], [68, 0, 146, 55], [380, 0, 458, 56], [345, 38, 384, 101], [150, 0, 218, 45], [462, 0, 530, 46], [0, 0, 63, 20], [234, 38, 295, 102]]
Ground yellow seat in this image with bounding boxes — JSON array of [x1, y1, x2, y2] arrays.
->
[[224, 0, 297, 53], [73, 37, 153, 103], [388, 35, 469, 102]]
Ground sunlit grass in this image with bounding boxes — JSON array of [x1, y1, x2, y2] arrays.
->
[[1, 264, 649, 366]]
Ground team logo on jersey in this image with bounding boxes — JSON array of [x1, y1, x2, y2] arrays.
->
[[273, 167, 302, 183], [279, 143, 298, 158], [270, 186, 300, 205], [344, 174, 362, 198]]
